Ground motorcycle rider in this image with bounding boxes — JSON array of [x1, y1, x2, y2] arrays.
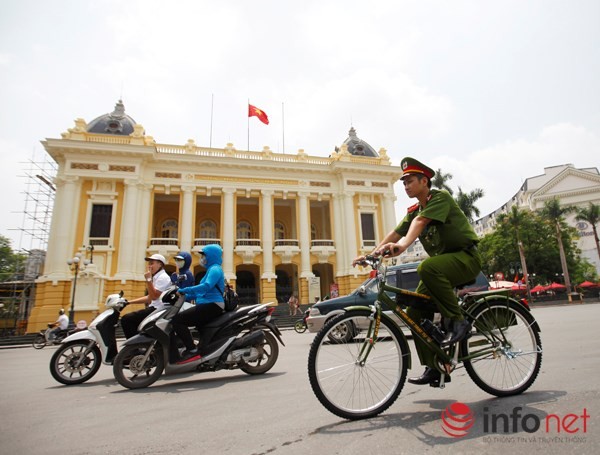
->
[[121, 254, 172, 339], [172, 244, 225, 362], [49, 309, 69, 341], [171, 251, 195, 291]]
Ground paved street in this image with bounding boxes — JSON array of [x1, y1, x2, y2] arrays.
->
[[1, 303, 599, 455]]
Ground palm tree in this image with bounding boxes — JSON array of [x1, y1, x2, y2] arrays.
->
[[539, 198, 576, 301], [455, 187, 485, 222], [431, 168, 454, 194], [503, 206, 533, 302], [575, 202, 600, 262]]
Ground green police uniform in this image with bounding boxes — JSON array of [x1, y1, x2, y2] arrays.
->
[[395, 188, 482, 368]]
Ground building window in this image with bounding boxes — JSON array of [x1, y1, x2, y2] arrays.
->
[[274, 221, 285, 240], [199, 220, 217, 238], [311, 223, 317, 240], [360, 213, 377, 248], [89, 204, 112, 245], [161, 219, 178, 238], [237, 221, 252, 239]]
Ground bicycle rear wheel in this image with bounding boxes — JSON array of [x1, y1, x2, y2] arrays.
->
[[461, 300, 542, 397], [308, 309, 409, 420]]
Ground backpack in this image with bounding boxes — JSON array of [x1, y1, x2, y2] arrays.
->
[[222, 284, 239, 312]]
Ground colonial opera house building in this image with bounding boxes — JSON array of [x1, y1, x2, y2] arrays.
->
[[27, 101, 402, 331]]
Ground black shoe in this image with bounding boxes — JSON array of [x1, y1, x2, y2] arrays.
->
[[178, 347, 199, 361], [442, 319, 471, 346], [408, 367, 451, 386]]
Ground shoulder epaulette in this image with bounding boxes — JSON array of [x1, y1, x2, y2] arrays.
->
[[407, 203, 419, 214]]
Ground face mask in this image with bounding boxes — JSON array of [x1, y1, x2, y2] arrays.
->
[[200, 256, 207, 267], [175, 260, 185, 269]]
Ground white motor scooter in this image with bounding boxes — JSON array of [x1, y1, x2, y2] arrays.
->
[[49, 292, 128, 385]]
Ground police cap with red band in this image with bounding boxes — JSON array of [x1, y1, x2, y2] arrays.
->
[[400, 157, 435, 179]]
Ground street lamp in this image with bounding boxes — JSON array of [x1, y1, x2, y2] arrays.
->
[[66, 253, 90, 325]]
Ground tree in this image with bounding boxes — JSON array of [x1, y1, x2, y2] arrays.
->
[[539, 198, 576, 301], [503, 206, 532, 301], [478, 208, 581, 286], [455, 187, 485, 223], [575, 202, 600, 262], [0, 235, 24, 283], [431, 168, 454, 194]]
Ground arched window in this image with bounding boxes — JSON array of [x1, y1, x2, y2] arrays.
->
[[237, 221, 252, 239], [274, 221, 285, 240], [199, 219, 217, 238], [161, 219, 178, 238]]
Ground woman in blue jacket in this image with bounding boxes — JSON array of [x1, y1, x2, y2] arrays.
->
[[173, 244, 225, 361]]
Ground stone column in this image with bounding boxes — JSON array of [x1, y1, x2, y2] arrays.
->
[[222, 188, 236, 280], [342, 192, 358, 276], [115, 179, 140, 280], [332, 193, 346, 277], [180, 185, 195, 252], [382, 193, 397, 232], [298, 192, 313, 279], [134, 183, 153, 278], [44, 176, 81, 282], [261, 190, 276, 280]]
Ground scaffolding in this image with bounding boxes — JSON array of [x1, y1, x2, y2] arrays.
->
[[1, 153, 57, 335]]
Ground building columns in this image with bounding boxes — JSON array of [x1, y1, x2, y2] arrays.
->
[[180, 185, 195, 252], [298, 192, 313, 279], [222, 188, 236, 280]]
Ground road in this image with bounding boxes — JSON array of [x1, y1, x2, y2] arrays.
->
[[1, 303, 599, 455]]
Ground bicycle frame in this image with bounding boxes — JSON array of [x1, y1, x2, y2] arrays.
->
[[355, 258, 531, 373]]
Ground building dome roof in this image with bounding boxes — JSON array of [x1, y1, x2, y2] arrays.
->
[[86, 100, 137, 135], [340, 127, 378, 157]]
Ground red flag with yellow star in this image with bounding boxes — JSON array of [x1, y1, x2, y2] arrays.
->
[[248, 104, 269, 125]]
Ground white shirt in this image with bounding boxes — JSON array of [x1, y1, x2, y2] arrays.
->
[[57, 314, 69, 330], [149, 269, 172, 310]]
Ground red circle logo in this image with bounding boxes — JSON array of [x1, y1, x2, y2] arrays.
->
[[441, 402, 475, 438]]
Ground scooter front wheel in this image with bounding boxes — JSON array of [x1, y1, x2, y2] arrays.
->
[[32, 335, 46, 349], [113, 343, 164, 389], [50, 341, 102, 385]]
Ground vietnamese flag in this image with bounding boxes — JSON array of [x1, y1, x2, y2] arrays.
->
[[248, 104, 269, 125]]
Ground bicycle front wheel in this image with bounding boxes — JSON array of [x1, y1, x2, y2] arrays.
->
[[461, 300, 542, 397], [308, 309, 409, 420]]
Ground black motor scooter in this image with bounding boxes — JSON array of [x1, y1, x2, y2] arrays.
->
[[112, 286, 284, 389]]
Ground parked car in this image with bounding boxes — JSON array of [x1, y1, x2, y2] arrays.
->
[[306, 262, 491, 342]]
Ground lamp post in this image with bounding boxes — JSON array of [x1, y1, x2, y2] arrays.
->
[[66, 253, 90, 325]]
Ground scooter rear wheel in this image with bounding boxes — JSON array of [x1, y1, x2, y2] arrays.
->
[[50, 341, 102, 385], [240, 331, 279, 375], [113, 343, 164, 389]]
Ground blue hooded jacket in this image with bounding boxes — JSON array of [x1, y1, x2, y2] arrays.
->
[[179, 244, 225, 306], [171, 251, 195, 288]]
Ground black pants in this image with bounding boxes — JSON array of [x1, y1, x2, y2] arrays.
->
[[121, 307, 156, 339], [172, 303, 223, 351]]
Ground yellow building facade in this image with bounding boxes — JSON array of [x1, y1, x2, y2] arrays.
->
[[28, 101, 403, 331]]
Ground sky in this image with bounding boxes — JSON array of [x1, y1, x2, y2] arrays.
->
[[1, 0, 598, 251]]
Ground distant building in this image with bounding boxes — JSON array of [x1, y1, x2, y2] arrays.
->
[[27, 101, 403, 331], [473, 164, 600, 273]]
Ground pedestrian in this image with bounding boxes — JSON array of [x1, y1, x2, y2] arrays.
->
[[288, 294, 299, 316]]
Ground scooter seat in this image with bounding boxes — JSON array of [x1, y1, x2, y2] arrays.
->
[[200, 305, 258, 329]]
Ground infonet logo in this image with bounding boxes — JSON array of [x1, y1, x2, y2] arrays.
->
[[441, 402, 590, 439], [441, 402, 475, 438]]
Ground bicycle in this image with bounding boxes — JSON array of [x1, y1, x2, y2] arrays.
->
[[307, 255, 543, 420], [294, 309, 309, 333]]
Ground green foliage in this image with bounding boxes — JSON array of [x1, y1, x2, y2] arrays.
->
[[0, 235, 26, 283], [429, 168, 484, 221], [431, 169, 454, 195], [478, 208, 581, 284]]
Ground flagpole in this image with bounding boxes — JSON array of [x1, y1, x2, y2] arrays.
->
[[282, 102, 285, 154], [247, 99, 250, 152], [209, 93, 214, 149]]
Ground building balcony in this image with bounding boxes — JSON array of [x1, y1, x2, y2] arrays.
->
[[147, 237, 180, 258], [235, 239, 262, 264], [274, 239, 300, 264], [310, 239, 336, 263], [192, 238, 222, 254]]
